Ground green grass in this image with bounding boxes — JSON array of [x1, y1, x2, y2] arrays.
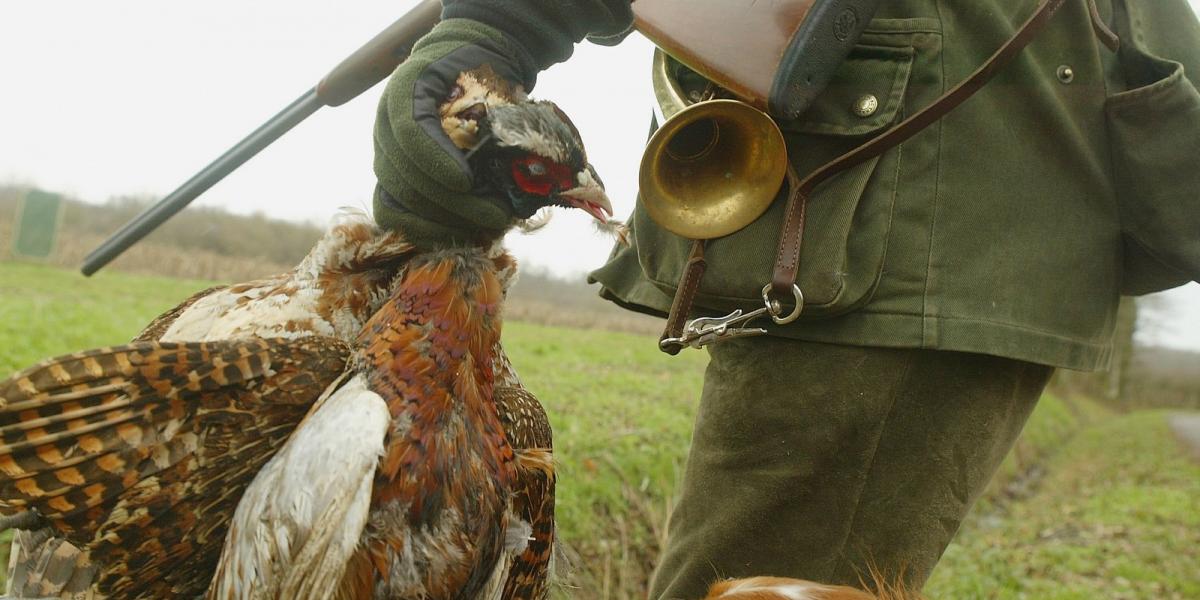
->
[[2, 262, 1197, 599], [503, 324, 706, 595], [927, 411, 1200, 599], [0, 261, 217, 373], [972, 392, 1108, 514]]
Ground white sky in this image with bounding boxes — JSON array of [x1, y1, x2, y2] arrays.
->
[[1, 1, 1198, 352]]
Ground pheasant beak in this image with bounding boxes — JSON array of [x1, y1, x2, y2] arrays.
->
[[558, 167, 613, 223]]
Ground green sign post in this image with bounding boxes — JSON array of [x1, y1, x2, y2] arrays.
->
[[13, 190, 63, 259]]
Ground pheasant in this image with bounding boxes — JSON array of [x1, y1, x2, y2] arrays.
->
[[0, 68, 609, 599]]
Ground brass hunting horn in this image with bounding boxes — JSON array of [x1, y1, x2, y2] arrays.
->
[[634, 0, 881, 240], [640, 54, 787, 241]]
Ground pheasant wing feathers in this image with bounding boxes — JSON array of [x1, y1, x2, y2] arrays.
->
[[208, 375, 390, 600], [489, 385, 556, 600], [0, 336, 350, 597]]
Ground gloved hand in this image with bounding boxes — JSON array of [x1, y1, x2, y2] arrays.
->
[[373, 18, 531, 247], [373, 0, 633, 248]]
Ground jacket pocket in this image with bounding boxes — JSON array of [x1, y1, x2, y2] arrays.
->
[[1105, 44, 1200, 294], [635, 38, 918, 316]]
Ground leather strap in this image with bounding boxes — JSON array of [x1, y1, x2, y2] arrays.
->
[[658, 0, 1067, 353], [770, 0, 1068, 299], [659, 239, 708, 355], [1088, 0, 1120, 52]]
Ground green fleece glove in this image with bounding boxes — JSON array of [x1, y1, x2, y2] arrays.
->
[[442, 0, 634, 68], [373, 19, 535, 248], [374, 1, 633, 248]]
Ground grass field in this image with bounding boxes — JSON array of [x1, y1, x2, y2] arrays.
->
[[1, 261, 1196, 598], [927, 411, 1200, 599]]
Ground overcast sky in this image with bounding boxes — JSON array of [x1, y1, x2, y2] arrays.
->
[[1, 1, 1198, 352]]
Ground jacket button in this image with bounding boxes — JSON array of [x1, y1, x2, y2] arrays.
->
[[853, 94, 879, 117], [1057, 65, 1075, 84]]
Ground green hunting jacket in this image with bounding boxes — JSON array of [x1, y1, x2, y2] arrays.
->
[[589, 0, 1200, 371]]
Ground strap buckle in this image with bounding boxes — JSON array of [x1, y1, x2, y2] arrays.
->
[[659, 283, 803, 350]]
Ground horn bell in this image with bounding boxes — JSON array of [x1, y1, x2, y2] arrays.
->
[[640, 99, 788, 240]]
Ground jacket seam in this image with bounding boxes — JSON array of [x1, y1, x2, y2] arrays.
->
[[863, 17, 942, 35], [1121, 232, 1196, 281], [787, 48, 915, 135], [922, 0, 948, 347], [848, 311, 1113, 345], [1106, 64, 1183, 110], [1099, 0, 1126, 295]]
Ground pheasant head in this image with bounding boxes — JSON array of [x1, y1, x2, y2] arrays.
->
[[439, 68, 613, 226]]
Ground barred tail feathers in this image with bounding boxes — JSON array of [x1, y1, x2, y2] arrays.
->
[[0, 338, 348, 527], [0, 342, 276, 522]]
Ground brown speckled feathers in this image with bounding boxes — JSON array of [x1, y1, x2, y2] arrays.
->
[[0, 337, 349, 597], [337, 252, 515, 599], [493, 387, 555, 600]]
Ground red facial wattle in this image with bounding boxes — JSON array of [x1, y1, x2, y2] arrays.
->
[[510, 156, 576, 198]]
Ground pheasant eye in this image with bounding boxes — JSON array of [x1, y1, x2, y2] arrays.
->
[[511, 155, 576, 197]]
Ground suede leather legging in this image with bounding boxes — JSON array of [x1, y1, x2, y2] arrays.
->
[[649, 337, 1053, 599]]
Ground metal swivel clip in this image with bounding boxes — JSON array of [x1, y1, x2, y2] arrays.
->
[[660, 284, 804, 350]]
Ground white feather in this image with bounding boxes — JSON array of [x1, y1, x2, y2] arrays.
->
[[477, 514, 537, 600], [718, 578, 840, 600], [161, 210, 404, 344], [208, 375, 389, 600], [162, 281, 332, 343]]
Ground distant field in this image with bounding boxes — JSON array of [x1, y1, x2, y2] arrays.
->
[[0, 262, 217, 371], [1, 261, 1196, 599]]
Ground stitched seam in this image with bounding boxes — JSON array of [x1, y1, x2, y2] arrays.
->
[[775, 191, 801, 283], [922, 315, 1112, 343], [1121, 233, 1193, 276], [794, 48, 916, 134], [664, 251, 708, 339], [1099, 0, 1126, 291], [634, 290, 1116, 347], [863, 18, 942, 34], [923, 0, 948, 346], [825, 351, 919, 580], [1106, 66, 1182, 109]]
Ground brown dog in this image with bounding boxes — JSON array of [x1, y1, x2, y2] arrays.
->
[[702, 576, 922, 600]]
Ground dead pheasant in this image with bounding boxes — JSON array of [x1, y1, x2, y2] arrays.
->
[[0, 68, 609, 599], [0, 214, 413, 599]]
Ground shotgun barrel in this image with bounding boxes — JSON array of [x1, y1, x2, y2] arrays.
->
[[81, 0, 441, 276], [83, 0, 879, 275]]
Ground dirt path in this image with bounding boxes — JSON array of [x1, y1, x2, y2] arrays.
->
[[1168, 412, 1200, 461]]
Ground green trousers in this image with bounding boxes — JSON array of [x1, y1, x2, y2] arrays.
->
[[649, 338, 1053, 599]]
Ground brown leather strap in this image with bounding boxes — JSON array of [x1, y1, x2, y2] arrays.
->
[[770, 0, 1068, 299], [1088, 0, 1120, 52], [659, 239, 708, 355]]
